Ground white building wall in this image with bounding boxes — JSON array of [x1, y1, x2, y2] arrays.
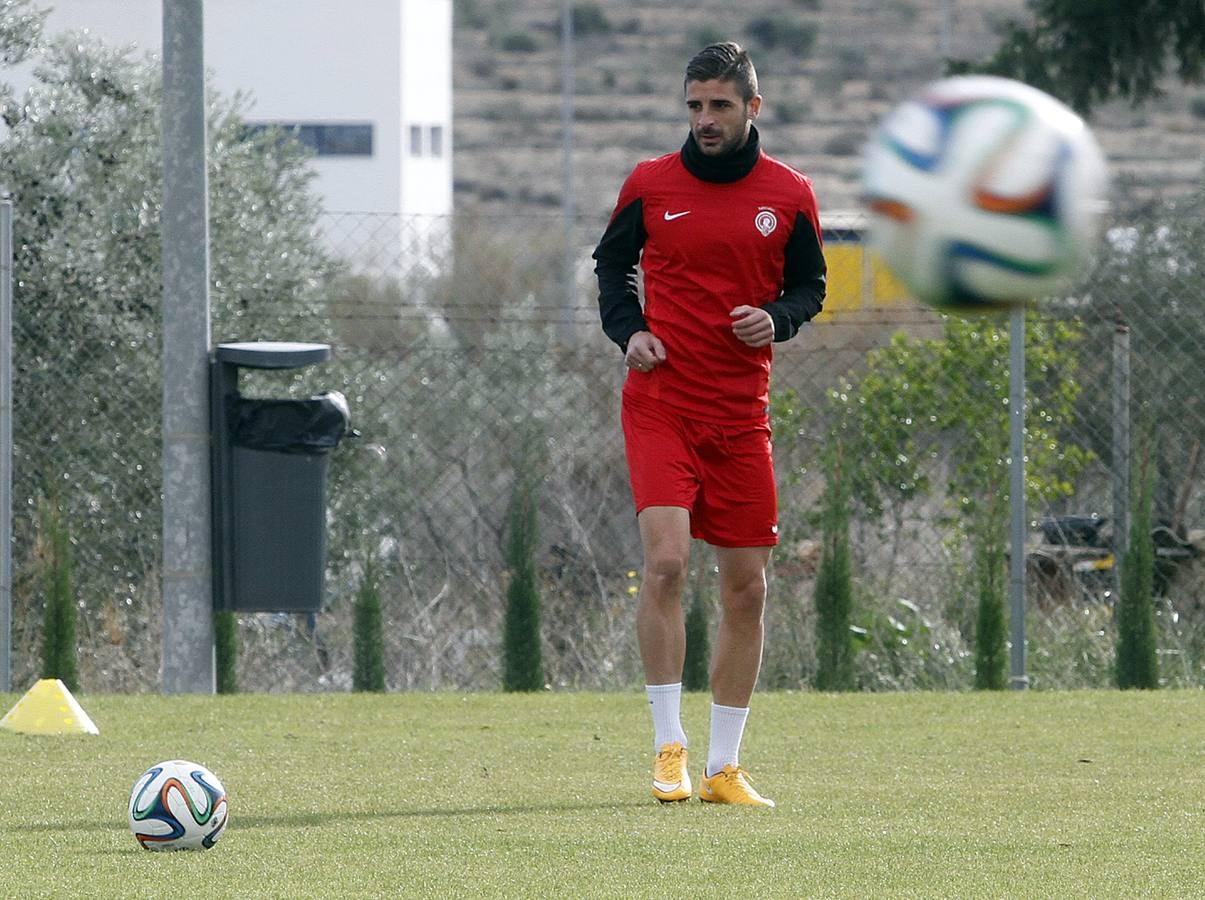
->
[[6, 0, 451, 230], [397, 0, 453, 279], [208, 0, 405, 215], [400, 0, 453, 218]]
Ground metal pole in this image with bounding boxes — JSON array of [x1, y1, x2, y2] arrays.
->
[[937, 0, 954, 64], [1112, 315, 1131, 593], [161, 0, 214, 693], [1, 190, 13, 693], [1008, 305, 1029, 689], [559, 0, 576, 345]]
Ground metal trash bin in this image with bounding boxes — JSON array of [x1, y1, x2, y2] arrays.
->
[[210, 342, 351, 613]]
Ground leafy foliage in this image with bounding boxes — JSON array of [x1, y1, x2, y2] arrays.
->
[[682, 584, 710, 691], [353, 561, 386, 692], [215, 611, 239, 694], [503, 430, 545, 692], [0, 28, 333, 662], [1065, 180, 1205, 522], [776, 313, 1087, 689], [948, 0, 1205, 114], [813, 451, 854, 691], [568, 3, 613, 37], [1115, 444, 1159, 689], [0, 0, 44, 70], [744, 15, 818, 57], [972, 533, 1007, 690], [38, 499, 78, 691]]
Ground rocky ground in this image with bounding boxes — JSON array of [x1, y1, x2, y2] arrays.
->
[[451, 0, 1204, 226]]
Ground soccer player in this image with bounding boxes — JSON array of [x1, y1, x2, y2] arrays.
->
[[593, 42, 826, 807]]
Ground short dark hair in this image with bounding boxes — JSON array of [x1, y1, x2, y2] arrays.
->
[[684, 42, 759, 102]]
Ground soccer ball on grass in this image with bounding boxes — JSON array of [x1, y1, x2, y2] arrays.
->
[[862, 75, 1107, 312], [128, 759, 228, 851]]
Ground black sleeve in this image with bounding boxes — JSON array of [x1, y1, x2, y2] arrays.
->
[[763, 211, 826, 342], [592, 197, 648, 352]]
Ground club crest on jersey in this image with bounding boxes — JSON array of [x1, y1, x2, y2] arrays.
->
[[754, 207, 778, 237]]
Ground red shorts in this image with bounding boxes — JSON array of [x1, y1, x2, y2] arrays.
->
[[621, 391, 778, 548]]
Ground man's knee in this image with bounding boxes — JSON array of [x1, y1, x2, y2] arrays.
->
[[721, 571, 767, 622], [642, 549, 689, 598]]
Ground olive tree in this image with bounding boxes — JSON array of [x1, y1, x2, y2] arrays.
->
[[0, 14, 333, 686]]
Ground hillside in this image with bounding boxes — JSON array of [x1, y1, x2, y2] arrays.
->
[[451, 0, 1205, 227]]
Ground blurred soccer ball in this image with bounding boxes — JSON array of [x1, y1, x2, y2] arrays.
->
[[128, 759, 228, 851], [862, 75, 1107, 311]]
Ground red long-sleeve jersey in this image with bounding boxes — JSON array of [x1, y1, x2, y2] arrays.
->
[[594, 129, 826, 424]]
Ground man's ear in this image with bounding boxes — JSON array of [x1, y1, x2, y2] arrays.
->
[[747, 94, 763, 120]]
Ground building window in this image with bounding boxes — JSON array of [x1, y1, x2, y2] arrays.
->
[[409, 124, 423, 157], [243, 122, 373, 157], [428, 125, 444, 158]]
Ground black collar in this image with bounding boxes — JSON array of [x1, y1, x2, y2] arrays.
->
[[680, 124, 761, 183]]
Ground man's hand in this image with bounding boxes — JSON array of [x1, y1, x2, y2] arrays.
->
[[730, 306, 774, 348], [625, 330, 667, 372]]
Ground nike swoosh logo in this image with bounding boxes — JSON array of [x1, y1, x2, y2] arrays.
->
[[653, 779, 682, 792], [663, 210, 691, 221]]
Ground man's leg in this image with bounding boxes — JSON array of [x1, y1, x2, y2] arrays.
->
[[636, 506, 693, 686], [710, 544, 771, 708], [636, 506, 693, 801], [698, 544, 776, 807]]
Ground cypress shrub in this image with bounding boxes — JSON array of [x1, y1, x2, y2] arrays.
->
[[503, 438, 544, 692], [814, 461, 854, 691], [973, 537, 1007, 690], [214, 611, 239, 694], [38, 503, 78, 693], [39, 500, 79, 691], [1116, 447, 1158, 689], [682, 584, 710, 691], [353, 560, 386, 692]]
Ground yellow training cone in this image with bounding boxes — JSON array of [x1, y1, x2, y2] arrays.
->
[[0, 678, 99, 735]]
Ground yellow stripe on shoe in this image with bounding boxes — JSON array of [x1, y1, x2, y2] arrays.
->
[[652, 742, 692, 802], [698, 764, 775, 807]]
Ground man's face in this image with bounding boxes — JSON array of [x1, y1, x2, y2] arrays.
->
[[686, 78, 761, 157]]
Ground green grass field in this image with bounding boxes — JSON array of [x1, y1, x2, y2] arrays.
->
[[1, 690, 1202, 898]]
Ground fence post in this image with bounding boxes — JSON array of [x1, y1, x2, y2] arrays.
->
[[161, 0, 215, 693], [559, 0, 576, 346], [1, 189, 12, 693], [1112, 313, 1131, 594], [1008, 305, 1029, 689]]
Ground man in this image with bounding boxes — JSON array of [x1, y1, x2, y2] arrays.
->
[[593, 42, 825, 807]]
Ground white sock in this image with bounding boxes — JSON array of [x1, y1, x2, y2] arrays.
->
[[706, 703, 750, 776], [645, 682, 688, 751]]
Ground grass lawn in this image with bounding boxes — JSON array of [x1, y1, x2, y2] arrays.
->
[[0, 689, 1202, 898]]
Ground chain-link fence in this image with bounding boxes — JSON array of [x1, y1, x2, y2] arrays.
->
[[5, 191, 1202, 694]]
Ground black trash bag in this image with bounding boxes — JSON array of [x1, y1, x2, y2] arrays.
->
[[230, 390, 351, 454]]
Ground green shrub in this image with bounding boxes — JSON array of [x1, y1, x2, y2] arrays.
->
[[1116, 447, 1158, 689], [973, 538, 1007, 690], [744, 16, 818, 57], [503, 433, 544, 692], [215, 611, 239, 694], [496, 31, 540, 53], [38, 500, 78, 692], [569, 3, 612, 36], [353, 561, 387, 692], [814, 458, 854, 691], [689, 25, 728, 51], [682, 584, 710, 691], [453, 0, 492, 30], [773, 98, 811, 124], [822, 130, 863, 156]]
